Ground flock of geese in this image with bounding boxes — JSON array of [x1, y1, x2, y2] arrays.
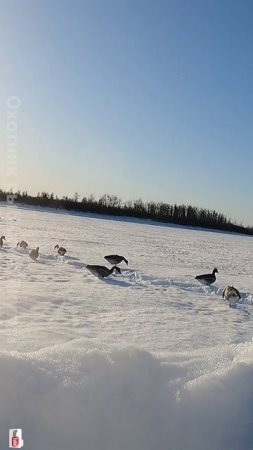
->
[[1, 235, 241, 308]]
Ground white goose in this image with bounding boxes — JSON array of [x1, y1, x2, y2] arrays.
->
[[17, 240, 28, 249], [54, 244, 67, 256], [29, 247, 39, 261], [222, 286, 241, 308]]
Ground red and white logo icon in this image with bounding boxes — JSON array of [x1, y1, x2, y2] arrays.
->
[[9, 429, 24, 448]]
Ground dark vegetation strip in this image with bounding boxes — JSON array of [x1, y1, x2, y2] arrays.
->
[[1, 189, 252, 235]]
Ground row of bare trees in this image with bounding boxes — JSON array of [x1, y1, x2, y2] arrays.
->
[[0, 189, 252, 235]]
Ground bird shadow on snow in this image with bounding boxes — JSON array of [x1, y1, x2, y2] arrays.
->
[[15, 249, 29, 257], [104, 277, 135, 288], [0, 247, 10, 253], [65, 260, 87, 269], [37, 254, 82, 266], [64, 255, 80, 261], [34, 257, 56, 266]]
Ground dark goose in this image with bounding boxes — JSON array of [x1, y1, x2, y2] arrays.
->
[[104, 255, 128, 265], [195, 268, 218, 285], [86, 265, 121, 280]]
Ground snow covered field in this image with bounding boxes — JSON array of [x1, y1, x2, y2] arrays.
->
[[1, 202, 253, 450]]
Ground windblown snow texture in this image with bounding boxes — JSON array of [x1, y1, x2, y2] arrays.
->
[[1, 203, 253, 450]]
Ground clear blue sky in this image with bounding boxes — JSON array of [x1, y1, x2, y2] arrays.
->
[[0, 0, 253, 225]]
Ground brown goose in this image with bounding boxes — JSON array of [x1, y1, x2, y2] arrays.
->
[[104, 255, 128, 265], [29, 247, 39, 261], [222, 286, 241, 308], [54, 244, 67, 256], [195, 268, 218, 285], [86, 264, 121, 280], [17, 240, 28, 249], [0, 235, 6, 247]]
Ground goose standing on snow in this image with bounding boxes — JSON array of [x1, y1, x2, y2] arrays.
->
[[222, 286, 241, 308], [104, 255, 128, 265], [0, 235, 6, 247], [86, 264, 121, 280], [54, 244, 67, 256], [195, 268, 218, 285], [29, 247, 39, 261], [17, 240, 28, 249]]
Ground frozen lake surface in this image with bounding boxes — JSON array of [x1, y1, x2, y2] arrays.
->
[[1, 203, 253, 450]]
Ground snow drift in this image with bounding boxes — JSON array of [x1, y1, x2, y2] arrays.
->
[[1, 204, 253, 449], [0, 344, 253, 450]]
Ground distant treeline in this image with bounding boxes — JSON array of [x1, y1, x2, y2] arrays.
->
[[1, 189, 253, 235]]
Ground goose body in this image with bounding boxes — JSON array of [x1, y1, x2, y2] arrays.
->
[[17, 240, 28, 249], [104, 254, 128, 265], [195, 268, 218, 285], [86, 264, 121, 279], [29, 247, 39, 261], [54, 244, 67, 256], [0, 235, 6, 247], [222, 286, 241, 308]]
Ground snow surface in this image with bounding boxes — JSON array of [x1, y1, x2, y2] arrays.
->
[[1, 203, 253, 450]]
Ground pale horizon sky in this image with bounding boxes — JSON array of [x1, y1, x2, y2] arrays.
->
[[0, 0, 253, 226]]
